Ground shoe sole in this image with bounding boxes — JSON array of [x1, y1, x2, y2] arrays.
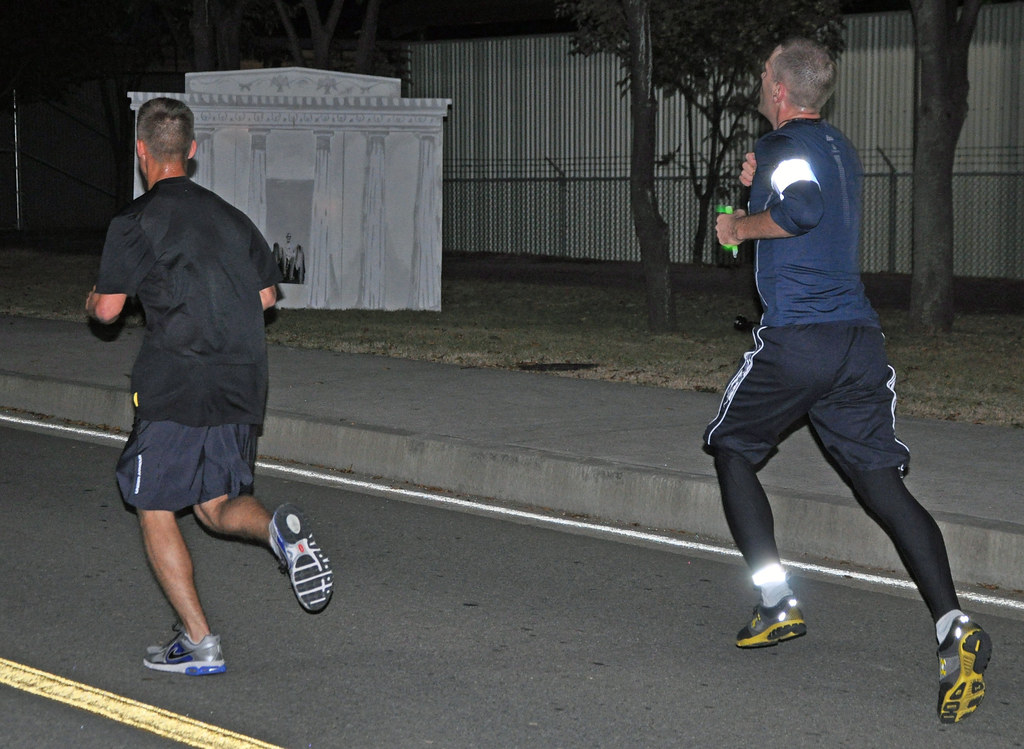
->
[[737, 620, 807, 648], [143, 659, 226, 676], [272, 505, 334, 613], [938, 628, 991, 723]]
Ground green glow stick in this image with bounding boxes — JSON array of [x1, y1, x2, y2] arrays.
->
[[716, 204, 739, 256]]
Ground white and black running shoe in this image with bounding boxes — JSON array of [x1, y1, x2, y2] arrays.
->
[[143, 624, 226, 675], [270, 503, 334, 613]]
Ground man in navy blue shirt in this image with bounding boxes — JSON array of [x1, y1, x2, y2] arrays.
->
[[708, 38, 989, 723]]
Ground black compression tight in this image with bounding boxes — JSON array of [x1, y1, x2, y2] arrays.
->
[[714, 450, 781, 573], [846, 465, 960, 620], [715, 449, 959, 622]]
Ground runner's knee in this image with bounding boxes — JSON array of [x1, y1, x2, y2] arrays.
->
[[193, 494, 230, 529]]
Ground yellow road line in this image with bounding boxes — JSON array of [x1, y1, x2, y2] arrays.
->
[[0, 657, 284, 749]]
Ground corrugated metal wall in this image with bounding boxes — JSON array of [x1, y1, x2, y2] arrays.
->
[[832, 11, 916, 171], [409, 33, 733, 177], [835, 3, 1024, 170], [411, 4, 1023, 172], [408, 3, 1024, 277], [960, 2, 1024, 159]]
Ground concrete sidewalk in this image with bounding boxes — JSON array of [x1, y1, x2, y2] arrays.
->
[[2, 314, 1023, 592]]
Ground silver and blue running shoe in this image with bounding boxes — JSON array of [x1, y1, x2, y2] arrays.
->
[[143, 624, 225, 675], [270, 504, 333, 613]]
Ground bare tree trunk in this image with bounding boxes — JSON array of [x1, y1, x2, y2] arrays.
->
[[156, 2, 192, 67], [688, 102, 720, 265], [272, 0, 306, 66], [355, 0, 383, 74], [624, 0, 676, 332], [683, 78, 746, 265], [215, 0, 248, 70], [908, 0, 982, 333], [190, 0, 216, 71], [302, 0, 346, 69], [692, 191, 714, 264], [190, 0, 249, 71]]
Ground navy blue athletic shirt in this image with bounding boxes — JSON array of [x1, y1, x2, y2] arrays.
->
[[96, 177, 282, 426], [749, 118, 879, 328]]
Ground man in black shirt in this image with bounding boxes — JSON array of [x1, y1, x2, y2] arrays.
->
[[87, 97, 333, 675]]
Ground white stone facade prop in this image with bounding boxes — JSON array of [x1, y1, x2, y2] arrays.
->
[[130, 68, 451, 310]]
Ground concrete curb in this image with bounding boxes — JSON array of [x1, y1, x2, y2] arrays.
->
[[0, 371, 134, 432], [4, 368, 1023, 593], [260, 409, 1024, 592]]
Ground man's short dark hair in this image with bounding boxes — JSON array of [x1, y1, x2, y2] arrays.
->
[[774, 38, 837, 110], [137, 97, 195, 162]]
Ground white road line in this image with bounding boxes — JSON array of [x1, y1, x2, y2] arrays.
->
[[3, 411, 1022, 613], [0, 414, 122, 441]]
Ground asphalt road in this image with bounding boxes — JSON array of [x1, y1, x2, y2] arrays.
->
[[1, 422, 1022, 748]]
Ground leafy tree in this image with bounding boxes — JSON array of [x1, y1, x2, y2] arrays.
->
[[907, 0, 984, 334], [559, 0, 844, 329]]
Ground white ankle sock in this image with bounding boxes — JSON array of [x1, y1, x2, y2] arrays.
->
[[936, 609, 968, 644], [752, 563, 792, 608]]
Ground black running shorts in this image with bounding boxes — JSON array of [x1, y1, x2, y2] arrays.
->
[[704, 322, 910, 473], [116, 420, 258, 511]]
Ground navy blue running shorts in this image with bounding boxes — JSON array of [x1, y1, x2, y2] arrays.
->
[[116, 420, 258, 511], [704, 322, 910, 473]]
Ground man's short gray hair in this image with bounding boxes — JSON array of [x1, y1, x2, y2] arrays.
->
[[774, 38, 837, 110]]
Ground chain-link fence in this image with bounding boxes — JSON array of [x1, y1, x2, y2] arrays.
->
[[444, 175, 740, 266], [4, 87, 1021, 280], [0, 75, 183, 236], [0, 91, 126, 233], [443, 155, 1024, 279]]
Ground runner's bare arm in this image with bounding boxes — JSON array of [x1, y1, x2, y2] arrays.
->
[[260, 285, 277, 311], [86, 287, 127, 324], [716, 209, 794, 247]]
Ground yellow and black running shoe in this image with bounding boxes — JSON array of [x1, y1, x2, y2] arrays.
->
[[937, 617, 991, 723], [736, 597, 807, 648]]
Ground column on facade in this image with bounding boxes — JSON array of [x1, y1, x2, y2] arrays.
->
[[247, 129, 269, 236], [359, 132, 388, 308], [193, 127, 214, 189], [411, 134, 441, 310], [308, 130, 335, 307]]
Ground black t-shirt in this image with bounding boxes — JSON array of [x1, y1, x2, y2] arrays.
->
[[96, 177, 283, 426]]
